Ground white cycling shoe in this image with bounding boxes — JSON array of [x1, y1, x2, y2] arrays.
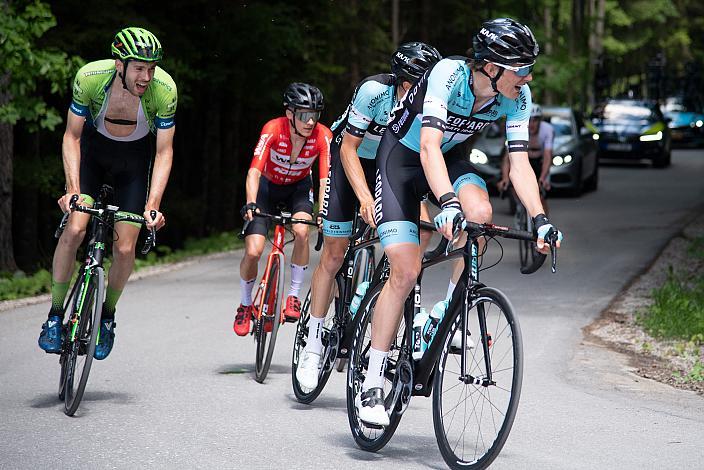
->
[[451, 329, 475, 350], [296, 350, 321, 392], [355, 387, 390, 427]]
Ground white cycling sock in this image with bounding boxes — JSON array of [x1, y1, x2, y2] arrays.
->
[[305, 315, 325, 356], [240, 278, 256, 306], [446, 280, 456, 301], [362, 347, 388, 391], [288, 264, 307, 298]]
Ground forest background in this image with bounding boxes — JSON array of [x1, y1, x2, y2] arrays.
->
[[2, 0, 703, 274]]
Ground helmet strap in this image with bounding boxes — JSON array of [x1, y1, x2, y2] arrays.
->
[[287, 110, 305, 138], [119, 60, 129, 90], [479, 66, 503, 93]]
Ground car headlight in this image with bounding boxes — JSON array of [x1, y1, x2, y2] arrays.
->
[[640, 131, 663, 142], [552, 156, 564, 166], [697, 120, 703, 128], [469, 148, 489, 164], [592, 133, 600, 140]]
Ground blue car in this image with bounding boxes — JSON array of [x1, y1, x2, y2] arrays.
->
[[663, 97, 704, 147]]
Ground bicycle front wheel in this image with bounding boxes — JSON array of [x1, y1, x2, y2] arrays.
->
[[432, 287, 523, 470], [254, 254, 284, 383], [291, 286, 337, 403], [346, 281, 405, 452], [64, 266, 105, 416]]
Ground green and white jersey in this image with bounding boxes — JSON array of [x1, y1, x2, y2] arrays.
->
[[69, 59, 177, 133]]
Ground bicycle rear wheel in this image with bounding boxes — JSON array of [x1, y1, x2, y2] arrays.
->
[[254, 254, 283, 383], [291, 285, 337, 403], [346, 281, 406, 452], [63, 267, 105, 416], [336, 246, 376, 373], [432, 287, 523, 469]]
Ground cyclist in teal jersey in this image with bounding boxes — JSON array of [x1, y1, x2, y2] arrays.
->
[[296, 43, 442, 391], [356, 18, 564, 426], [38, 27, 177, 360]]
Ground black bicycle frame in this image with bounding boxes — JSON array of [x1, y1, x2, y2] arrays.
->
[[410, 237, 481, 397]]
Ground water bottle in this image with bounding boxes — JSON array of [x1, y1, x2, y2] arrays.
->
[[423, 300, 448, 348], [412, 307, 430, 360], [349, 281, 370, 317]]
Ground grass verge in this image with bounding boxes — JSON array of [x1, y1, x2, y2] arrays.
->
[[0, 232, 241, 302]]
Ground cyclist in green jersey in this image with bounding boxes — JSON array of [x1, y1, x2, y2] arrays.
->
[[38, 27, 177, 360]]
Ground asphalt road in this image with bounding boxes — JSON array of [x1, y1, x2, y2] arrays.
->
[[1, 150, 703, 469]]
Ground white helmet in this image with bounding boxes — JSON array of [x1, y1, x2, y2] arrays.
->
[[531, 103, 543, 118]]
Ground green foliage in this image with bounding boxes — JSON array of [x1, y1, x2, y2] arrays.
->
[[0, 0, 83, 130], [687, 236, 704, 259], [0, 268, 51, 300], [637, 268, 704, 341]]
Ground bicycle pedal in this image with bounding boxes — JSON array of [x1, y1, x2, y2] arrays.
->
[[359, 419, 385, 430]]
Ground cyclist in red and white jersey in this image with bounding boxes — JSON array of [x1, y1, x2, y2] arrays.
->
[[234, 83, 332, 336]]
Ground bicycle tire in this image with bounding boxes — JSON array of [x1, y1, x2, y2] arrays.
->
[[337, 246, 376, 373], [58, 274, 84, 401], [346, 281, 405, 452], [432, 287, 523, 469], [517, 206, 546, 274], [291, 287, 337, 403], [64, 267, 104, 416], [254, 253, 283, 383]]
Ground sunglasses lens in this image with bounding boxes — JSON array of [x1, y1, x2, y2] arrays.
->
[[516, 65, 533, 77], [296, 111, 320, 122]]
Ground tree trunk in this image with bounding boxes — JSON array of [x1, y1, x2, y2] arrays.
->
[[0, 72, 18, 272], [391, 0, 400, 46], [543, 1, 554, 105]]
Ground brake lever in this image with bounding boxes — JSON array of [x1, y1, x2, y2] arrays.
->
[[547, 229, 558, 273]]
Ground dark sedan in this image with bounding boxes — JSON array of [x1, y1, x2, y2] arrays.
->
[[467, 108, 599, 196], [543, 106, 599, 196], [591, 99, 671, 168]]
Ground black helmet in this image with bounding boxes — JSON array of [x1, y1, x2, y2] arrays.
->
[[283, 83, 324, 111], [472, 18, 539, 67], [391, 42, 443, 82]]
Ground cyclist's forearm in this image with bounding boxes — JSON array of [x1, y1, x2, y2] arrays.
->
[[61, 131, 82, 194], [340, 137, 373, 202], [146, 147, 173, 210], [246, 168, 262, 204], [509, 152, 544, 217], [540, 149, 552, 179], [420, 141, 454, 202]]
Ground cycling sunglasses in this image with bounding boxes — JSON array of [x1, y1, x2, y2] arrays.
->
[[294, 110, 321, 123], [492, 62, 534, 77]]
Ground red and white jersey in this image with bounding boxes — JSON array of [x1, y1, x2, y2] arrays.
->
[[250, 117, 332, 185]]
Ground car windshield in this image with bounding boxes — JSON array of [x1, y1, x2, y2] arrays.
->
[[546, 116, 572, 136], [593, 103, 654, 121]]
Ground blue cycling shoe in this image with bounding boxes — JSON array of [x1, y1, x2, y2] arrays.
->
[[94, 319, 116, 360], [38, 315, 64, 354]]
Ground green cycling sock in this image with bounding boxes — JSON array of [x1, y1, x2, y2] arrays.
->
[[49, 280, 70, 318], [102, 286, 123, 319]]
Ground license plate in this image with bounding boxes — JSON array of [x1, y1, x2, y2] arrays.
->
[[606, 143, 632, 151]]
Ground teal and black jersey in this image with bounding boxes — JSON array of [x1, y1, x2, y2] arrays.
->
[[387, 56, 531, 154], [330, 74, 396, 159]]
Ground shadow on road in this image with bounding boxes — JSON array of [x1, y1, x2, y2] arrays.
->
[[287, 394, 346, 411], [217, 363, 289, 375], [329, 431, 445, 469], [29, 390, 132, 410]]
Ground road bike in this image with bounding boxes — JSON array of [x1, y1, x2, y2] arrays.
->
[[503, 186, 547, 274], [346, 220, 558, 469], [291, 215, 378, 403], [239, 209, 319, 383], [55, 186, 155, 416]]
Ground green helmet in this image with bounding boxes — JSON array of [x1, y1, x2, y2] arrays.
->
[[111, 27, 163, 62]]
